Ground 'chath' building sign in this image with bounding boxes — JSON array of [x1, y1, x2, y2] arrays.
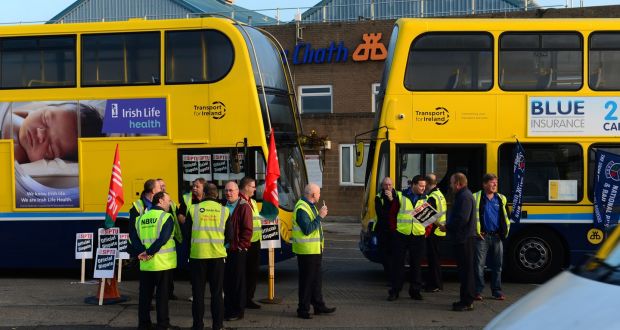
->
[[284, 33, 388, 65]]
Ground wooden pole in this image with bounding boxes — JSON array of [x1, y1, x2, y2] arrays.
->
[[117, 259, 123, 282], [98, 279, 105, 306], [80, 257, 86, 283], [268, 248, 275, 299]]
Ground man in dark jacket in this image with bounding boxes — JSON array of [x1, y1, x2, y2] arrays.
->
[[374, 177, 399, 279], [444, 172, 476, 311], [223, 181, 253, 321]]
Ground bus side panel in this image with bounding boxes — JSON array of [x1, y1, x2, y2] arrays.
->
[[1, 219, 102, 268], [0, 141, 11, 211], [81, 140, 178, 213]]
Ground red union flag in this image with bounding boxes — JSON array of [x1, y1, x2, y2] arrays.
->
[[260, 129, 280, 220], [104, 144, 124, 229]]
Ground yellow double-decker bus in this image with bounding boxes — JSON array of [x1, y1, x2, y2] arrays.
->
[[0, 16, 306, 268], [360, 18, 620, 282]]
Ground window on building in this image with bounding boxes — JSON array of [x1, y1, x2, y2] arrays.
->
[[405, 33, 493, 91], [589, 33, 620, 90], [499, 33, 582, 91], [499, 143, 583, 203], [371, 83, 380, 113], [298, 85, 333, 114], [165, 30, 234, 84], [341, 143, 369, 186], [82, 32, 160, 86], [1, 35, 75, 88]]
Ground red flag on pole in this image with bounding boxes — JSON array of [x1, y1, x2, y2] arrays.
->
[[104, 144, 124, 229], [260, 128, 280, 220]]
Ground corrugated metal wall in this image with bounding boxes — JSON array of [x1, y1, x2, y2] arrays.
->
[[303, 0, 523, 22], [53, 0, 192, 23]]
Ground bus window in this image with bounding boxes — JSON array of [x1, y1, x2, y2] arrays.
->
[[405, 33, 493, 91], [396, 145, 484, 193], [375, 141, 390, 191], [587, 144, 620, 201], [82, 32, 160, 86], [499, 143, 583, 203], [1, 35, 75, 89], [499, 33, 582, 91], [165, 30, 233, 84], [589, 32, 620, 91]]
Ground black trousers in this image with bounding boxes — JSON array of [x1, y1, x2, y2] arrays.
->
[[190, 258, 225, 330], [138, 269, 172, 328], [224, 250, 247, 318], [425, 231, 444, 290], [454, 237, 475, 305], [390, 232, 425, 295], [297, 254, 326, 313], [377, 230, 393, 279], [245, 241, 261, 303]]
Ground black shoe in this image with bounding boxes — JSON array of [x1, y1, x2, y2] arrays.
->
[[168, 294, 178, 300], [409, 291, 423, 300], [314, 306, 336, 315], [246, 300, 261, 309], [452, 303, 474, 311], [387, 292, 399, 301], [297, 311, 313, 319], [137, 323, 154, 330], [225, 315, 243, 321]]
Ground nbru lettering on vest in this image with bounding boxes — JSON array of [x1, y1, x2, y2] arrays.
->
[[531, 100, 585, 115], [292, 41, 348, 65], [141, 217, 158, 225]]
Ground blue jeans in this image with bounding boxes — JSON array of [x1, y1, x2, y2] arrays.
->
[[474, 234, 503, 296]]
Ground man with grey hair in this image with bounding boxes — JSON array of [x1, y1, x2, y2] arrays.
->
[[292, 183, 336, 319]]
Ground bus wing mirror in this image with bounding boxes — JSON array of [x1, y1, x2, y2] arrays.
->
[[355, 141, 364, 167]]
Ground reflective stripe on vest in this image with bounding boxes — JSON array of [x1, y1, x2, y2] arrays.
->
[[292, 199, 323, 254], [136, 210, 177, 271], [428, 189, 447, 237], [473, 191, 510, 237], [170, 200, 183, 243], [250, 199, 262, 242], [190, 200, 229, 259], [133, 199, 145, 216], [183, 193, 192, 217], [396, 192, 425, 236]]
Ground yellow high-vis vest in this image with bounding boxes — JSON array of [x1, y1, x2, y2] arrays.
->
[[136, 209, 177, 271], [190, 200, 229, 259], [292, 199, 323, 254]]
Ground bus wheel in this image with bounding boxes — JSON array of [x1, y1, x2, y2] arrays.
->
[[506, 228, 565, 283]]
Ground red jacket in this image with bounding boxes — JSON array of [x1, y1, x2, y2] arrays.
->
[[227, 198, 253, 251]]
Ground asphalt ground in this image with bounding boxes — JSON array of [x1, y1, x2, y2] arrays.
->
[[0, 222, 538, 329]]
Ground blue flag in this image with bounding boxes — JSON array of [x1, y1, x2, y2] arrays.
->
[[593, 149, 620, 230], [511, 141, 525, 223]]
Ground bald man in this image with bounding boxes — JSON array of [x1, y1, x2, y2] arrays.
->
[[292, 183, 336, 319]]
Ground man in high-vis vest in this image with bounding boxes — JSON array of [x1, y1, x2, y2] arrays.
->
[[239, 176, 262, 310], [177, 178, 207, 225], [292, 183, 336, 319], [129, 179, 161, 229], [424, 173, 447, 293], [388, 175, 427, 301], [130, 191, 178, 330], [156, 178, 183, 301], [473, 173, 510, 301], [189, 182, 230, 330]]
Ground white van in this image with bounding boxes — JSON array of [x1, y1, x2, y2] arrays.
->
[[486, 227, 620, 330]]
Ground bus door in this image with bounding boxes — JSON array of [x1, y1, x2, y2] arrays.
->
[[396, 144, 485, 264]]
